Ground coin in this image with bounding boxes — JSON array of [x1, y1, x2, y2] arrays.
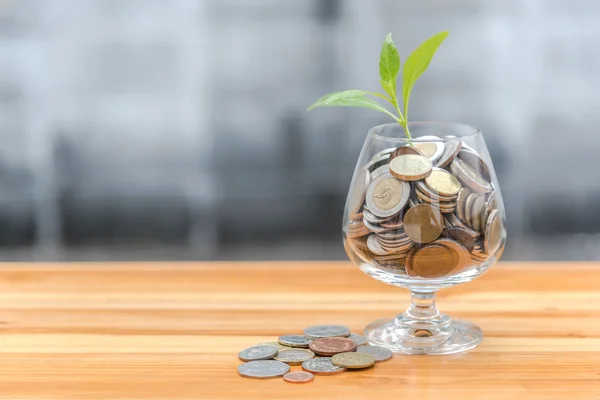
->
[[389, 154, 433, 181], [389, 145, 422, 160], [238, 344, 279, 362], [258, 341, 292, 351], [444, 213, 480, 238], [364, 154, 390, 172], [309, 337, 357, 356], [434, 138, 462, 167], [238, 360, 290, 379], [416, 180, 457, 202], [331, 352, 375, 369], [302, 357, 346, 375], [283, 371, 314, 383], [348, 168, 370, 215], [356, 345, 393, 362], [367, 234, 390, 255], [434, 238, 472, 275], [278, 335, 312, 348], [471, 194, 486, 231], [274, 348, 315, 365], [463, 193, 478, 227], [373, 147, 397, 159], [443, 227, 476, 252], [424, 168, 461, 197], [403, 204, 444, 243], [409, 244, 458, 278], [365, 173, 410, 218], [363, 209, 385, 224], [484, 209, 503, 255], [456, 188, 472, 222], [457, 148, 491, 182], [304, 325, 351, 339], [348, 333, 368, 346], [413, 135, 445, 163], [371, 164, 390, 180], [450, 157, 492, 195]]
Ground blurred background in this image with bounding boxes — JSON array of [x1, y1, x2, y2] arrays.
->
[[0, 0, 599, 261]]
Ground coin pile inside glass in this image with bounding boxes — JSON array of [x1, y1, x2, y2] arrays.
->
[[345, 136, 505, 278], [237, 324, 393, 382]]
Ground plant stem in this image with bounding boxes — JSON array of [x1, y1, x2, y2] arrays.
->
[[392, 97, 413, 143]]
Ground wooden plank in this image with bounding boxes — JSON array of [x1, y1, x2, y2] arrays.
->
[[0, 262, 598, 399]]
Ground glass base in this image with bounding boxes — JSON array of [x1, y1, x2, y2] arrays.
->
[[364, 317, 483, 355]]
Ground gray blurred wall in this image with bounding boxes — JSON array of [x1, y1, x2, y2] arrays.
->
[[0, 0, 599, 261]]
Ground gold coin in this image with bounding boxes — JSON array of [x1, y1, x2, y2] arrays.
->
[[389, 154, 433, 181], [416, 181, 457, 201], [484, 209, 503, 255], [413, 142, 438, 159], [424, 168, 461, 197], [403, 204, 444, 244], [410, 244, 458, 278], [471, 195, 486, 231], [331, 352, 375, 369]]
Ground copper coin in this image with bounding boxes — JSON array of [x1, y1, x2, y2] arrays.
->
[[443, 227, 476, 252], [308, 337, 357, 356], [434, 238, 472, 275], [403, 204, 444, 244], [410, 244, 458, 278], [389, 145, 422, 161], [283, 371, 314, 383]]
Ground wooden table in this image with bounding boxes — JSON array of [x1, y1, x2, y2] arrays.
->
[[0, 262, 598, 399]]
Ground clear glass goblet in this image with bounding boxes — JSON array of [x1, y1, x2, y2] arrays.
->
[[343, 122, 506, 355]]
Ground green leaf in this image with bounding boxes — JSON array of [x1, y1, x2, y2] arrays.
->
[[379, 33, 400, 98], [401, 31, 448, 118], [307, 90, 399, 121]]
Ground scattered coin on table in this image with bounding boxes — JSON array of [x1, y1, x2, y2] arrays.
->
[[278, 334, 312, 348], [356, 345, 393, 362], [309, 337, 357, 356], [304, 325, 351, 339], [283, 371, 315, 383], [273, 349, 315, 365], [348, 333, 368, 346], [331, 352, 376, 369], [302, 357, 346, 375], [238, 344, 279, 362], [238, 360, 290, 379]]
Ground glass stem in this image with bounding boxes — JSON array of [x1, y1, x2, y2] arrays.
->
[[405, 291, 440, 321]]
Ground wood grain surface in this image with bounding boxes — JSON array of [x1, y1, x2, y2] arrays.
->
[[0, 262, 598, 399]]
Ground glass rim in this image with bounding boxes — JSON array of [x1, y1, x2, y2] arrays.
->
[[368, 121, 481, 142]]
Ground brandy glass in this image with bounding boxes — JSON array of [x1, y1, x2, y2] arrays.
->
[[343, 122, 506, 355]]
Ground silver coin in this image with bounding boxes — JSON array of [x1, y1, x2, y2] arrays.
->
[[363, 209, 385, 224], [450, 158, 492, 195], [373, 147, 397, 159], [363, 218, 389, 234], [238, 344, 278, 362], [364, 154, 390, 172], [302, 357, 346, 375], [273, 348, 315, 365], [434, 138, 462, 168], [412, 135, 445, 164], [365, 172, 411, 219], [367, 234, 391, 256], [238, 360, 290, 379], [278, 335, 312, 348], [356, 345, 393, 362], [348, 333, 368, 346], [371, 164, 390, 180], [304, 325, 351, 339], [347, 168, 370, 215]]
